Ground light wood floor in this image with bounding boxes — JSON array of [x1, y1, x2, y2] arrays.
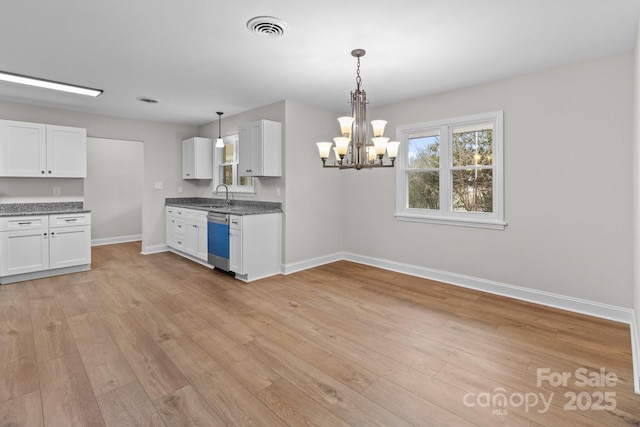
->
[[0, 242, 639, 426]]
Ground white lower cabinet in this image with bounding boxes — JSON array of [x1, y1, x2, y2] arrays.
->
[[0, 213, 91, 283], [166, 207, 207, 262], [229, 212, 281, 281], [0, 217, 49, 276]]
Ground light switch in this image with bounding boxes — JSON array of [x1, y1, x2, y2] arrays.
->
[[154, 181, 163, 190]]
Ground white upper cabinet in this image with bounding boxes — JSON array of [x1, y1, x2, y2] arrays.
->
[[182, 137, 213, 179], [0, 119, 87, 178], [238, 120, 281, 177]]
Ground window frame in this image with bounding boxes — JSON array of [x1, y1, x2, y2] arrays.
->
[[395, 111, 505, 229], [212, 134, 255, 194]]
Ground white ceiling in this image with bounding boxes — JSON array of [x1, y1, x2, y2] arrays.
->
[[0, 0, 638, 126]]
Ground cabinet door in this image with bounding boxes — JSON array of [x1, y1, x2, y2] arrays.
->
[[185, 221, 199, 256], [166, 218, 176, 248], [46, 125, 87, 177], [0, 120, 46, 177], [182, 138, 195, 179], [229, 227, 242, 274], [0, 229, 49, 276], [49, 225, 91, 269], [196, 224, 208, 261], [238, 123, 256, 176]]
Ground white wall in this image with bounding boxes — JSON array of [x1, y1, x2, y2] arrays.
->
[[0, 100, 197, 251], [343, 54, 634, 308], [283, 100, 344, 266], [85, 137, 144, 243], [632, 17, 640, 392]]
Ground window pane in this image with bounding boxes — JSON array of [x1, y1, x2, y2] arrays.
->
[[239, 176, 253, 187], [408, 134, 439, 169], [408, 171, 439, 209], [451, 169, 493, 212], [222, 165, 233, 185], [452, 124, 493, 167], [223, 144, 234, 164]]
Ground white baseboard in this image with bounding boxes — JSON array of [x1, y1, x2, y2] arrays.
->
[[343, 252, 635, 324], [282, 252, 344, 275], [631, 313, 640, 394], [142, 244, 169, 255], [91, 234, 142, 247]]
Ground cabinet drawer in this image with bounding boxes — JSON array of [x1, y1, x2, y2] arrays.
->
[[229, 215, 242, 230], [166, 207, 186, 217], [50, 213, 91, 227], [0, 216, 48, 231]]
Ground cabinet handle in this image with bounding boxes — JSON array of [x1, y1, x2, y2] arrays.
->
[[64, 218, 77, 222], [48, 170, 51, 174], [41, 171, 45, 174], [43, 232, 47, 237], [18, 221, 32, 225], [51, 232, 55, 237]]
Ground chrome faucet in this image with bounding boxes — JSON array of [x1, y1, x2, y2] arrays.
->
[[215, 183, 231, 207]]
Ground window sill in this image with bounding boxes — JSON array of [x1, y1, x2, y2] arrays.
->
[[394, 212, 506, 230]]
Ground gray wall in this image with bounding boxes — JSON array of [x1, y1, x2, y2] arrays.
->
[[633, 20, 640, 390], [85, 137, 144, 242], [344, 53, 634, 308]]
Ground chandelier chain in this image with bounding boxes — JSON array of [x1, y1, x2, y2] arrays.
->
[[355, 56, 362, 91]]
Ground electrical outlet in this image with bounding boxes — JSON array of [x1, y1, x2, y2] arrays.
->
[[53, 186, 61, 196], [154, 181, 163, 190], [177, 186, 183, 193]]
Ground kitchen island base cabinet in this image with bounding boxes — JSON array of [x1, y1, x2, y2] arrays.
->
[[0, 213, 91, 284], [229, 212, 281, 282]]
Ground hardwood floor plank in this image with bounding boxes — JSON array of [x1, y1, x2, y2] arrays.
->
[[38, 351, 105, 427], [97, 381, 166, 427], [0, 284, 38, 404], [102, 274, 184, 343], [256, 378, 351, 427], [0, 390, 44, 427], [100, 311, 189, 401], [362, 377, 476, 427], [56, 282, 95, 319], [0, 355, 39, 404], [30, 297, 78, 363], [170, 310, 280, 394], [245, 336, 413, 427], [67, 311, 137, 396], [154, 384, 226, 427]]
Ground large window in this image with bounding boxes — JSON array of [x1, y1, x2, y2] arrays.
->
[[213, 134, 254, 193], [395, 111, 504, 229]]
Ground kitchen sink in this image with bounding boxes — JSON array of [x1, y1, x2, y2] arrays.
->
[[196, 204, 227, 209]]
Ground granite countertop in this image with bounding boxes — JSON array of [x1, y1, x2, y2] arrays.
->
[[165, 197, 282, 216], [0, 202, 91, 217]]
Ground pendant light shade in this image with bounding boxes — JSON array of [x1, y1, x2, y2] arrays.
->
[[216, 112, 224, 148]]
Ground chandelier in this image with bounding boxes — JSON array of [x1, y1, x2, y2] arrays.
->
[[316, 49, 400, 170]]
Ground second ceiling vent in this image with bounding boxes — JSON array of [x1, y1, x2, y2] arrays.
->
[[247, 16, 288, 38]]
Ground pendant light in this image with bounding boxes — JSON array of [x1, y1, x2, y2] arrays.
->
[[216, 112, 224, 148]]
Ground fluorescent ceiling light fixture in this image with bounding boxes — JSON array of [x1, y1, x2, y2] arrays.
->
[[0, 71, 103, 97]]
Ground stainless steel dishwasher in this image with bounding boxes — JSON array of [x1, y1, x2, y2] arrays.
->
[[207, 212, 230, 271]]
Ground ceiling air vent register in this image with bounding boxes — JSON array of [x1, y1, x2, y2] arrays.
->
[[247, 16, 288, 38]]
